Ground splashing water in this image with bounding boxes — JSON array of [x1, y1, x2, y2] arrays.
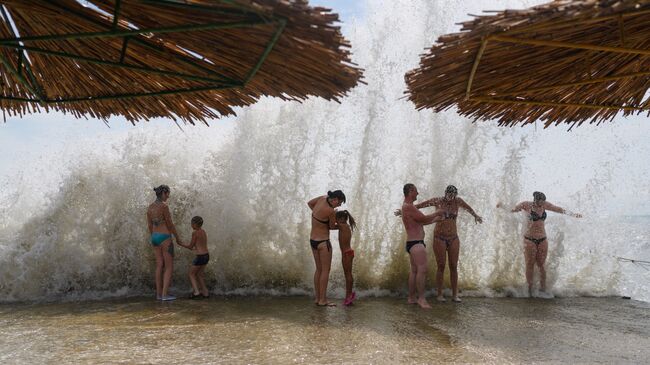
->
[[0, 0, 648, 303]]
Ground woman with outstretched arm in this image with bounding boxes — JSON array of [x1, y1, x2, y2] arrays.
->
[[498, 191, 582, 297], [415, 185, 482, 303]]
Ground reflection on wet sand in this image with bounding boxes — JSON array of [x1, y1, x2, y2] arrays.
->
[[1, 297, 648, 364]]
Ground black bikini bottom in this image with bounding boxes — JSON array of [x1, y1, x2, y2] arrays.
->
[[310, 239, 331, 251], [406, 240, 425, 253], [435, 234, 459, 247], [525, 236, 547, 245]]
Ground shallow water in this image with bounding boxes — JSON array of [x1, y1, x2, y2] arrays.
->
[[1, 297, 648, 364]]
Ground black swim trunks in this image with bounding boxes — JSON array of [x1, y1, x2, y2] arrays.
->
[[310, 239, 332, 251], [192, 253, 210, 266], [406, 240, 425, 253]]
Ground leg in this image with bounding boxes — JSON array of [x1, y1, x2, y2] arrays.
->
[[433, 237, 447, 301], [316, 243, 334, 306], [342, 255, 354, 300], [161, 239, 174, 298], [448, 237, 461, 301], [523, 240, 537, 297], [189, 265, 200, 295], [409, 244, 430, 309], [197, 265, 209, 296], [408, 250, 418, 304], [535, 240, 549, 292], [153, 246, 164, 299], [312, 248, 321, 304]]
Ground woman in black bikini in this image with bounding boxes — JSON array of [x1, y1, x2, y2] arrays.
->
[[414, 185, 482, 302], [307, 190, 345, 306], [498, 191, 582, 297]]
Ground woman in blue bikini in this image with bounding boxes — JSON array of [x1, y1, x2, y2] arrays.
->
[[498, 191, 582, 297], [147, 185, 182, 301]]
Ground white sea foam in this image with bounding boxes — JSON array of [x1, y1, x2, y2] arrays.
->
[[0, 0, 648, 303]]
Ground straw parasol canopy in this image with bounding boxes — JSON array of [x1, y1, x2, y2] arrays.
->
[[0, 0, 363, 124], [405, 0, 650, 129]]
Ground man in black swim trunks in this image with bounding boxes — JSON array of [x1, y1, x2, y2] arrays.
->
[[401, 184, 445, 309]]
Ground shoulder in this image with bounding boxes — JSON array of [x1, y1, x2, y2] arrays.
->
[[402, 203, 416, 212]]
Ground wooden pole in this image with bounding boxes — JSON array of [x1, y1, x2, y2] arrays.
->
[[465, 38, 488, 100], [488, 70, 650, 98], [470, 96, 649, 111], [489, 35, 650, 56]]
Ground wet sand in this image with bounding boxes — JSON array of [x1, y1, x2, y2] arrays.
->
[[0, 296, 648, 364]]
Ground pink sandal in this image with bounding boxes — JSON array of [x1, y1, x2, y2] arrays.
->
[[343, 292, 356, 306]]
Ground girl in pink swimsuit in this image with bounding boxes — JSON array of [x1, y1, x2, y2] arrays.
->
[[336, 210, 357, 306]]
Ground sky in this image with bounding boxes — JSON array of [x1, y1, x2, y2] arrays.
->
[[0, 1, 648, 214]]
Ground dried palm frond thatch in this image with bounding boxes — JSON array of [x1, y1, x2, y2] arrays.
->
[[0, 0, 363, 124], [405, 0, 650, 129]]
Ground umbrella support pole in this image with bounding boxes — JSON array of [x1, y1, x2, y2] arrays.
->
[[489, 70, 650, 98], [489, 35, 650, 56], [470, 96, 649, 112], [465, 38, 488, 100], [465, 35, 650, 110], [39, 0, 258, 86]]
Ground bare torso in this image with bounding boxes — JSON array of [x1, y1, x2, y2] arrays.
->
[[432, 198, 459, 236], [310, 196, 335, 240], [191, 229, 209, 255], [402, 202, 425, 241], [521, 201, 547, 239], [338, 224, 352, 251]]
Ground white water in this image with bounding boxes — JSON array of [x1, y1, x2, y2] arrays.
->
[[0, 0, 649, 303]]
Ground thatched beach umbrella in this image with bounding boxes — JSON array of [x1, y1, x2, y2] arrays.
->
[[405, 0, 650, 129], [0, 0, 362, 124]]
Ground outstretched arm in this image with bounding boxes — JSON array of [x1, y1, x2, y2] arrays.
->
[[497, 201, 527, 213], [545, 202, 582, 218], [410, 206, 445, 225], [178, 231, 196, 250], [415, 197, 440, 210], [458, 198, 483, 223]]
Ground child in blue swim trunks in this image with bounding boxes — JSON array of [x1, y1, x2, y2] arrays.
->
[[178, 216, 210, 299]]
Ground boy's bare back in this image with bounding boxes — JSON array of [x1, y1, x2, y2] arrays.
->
[[191, 229, 208, 255]]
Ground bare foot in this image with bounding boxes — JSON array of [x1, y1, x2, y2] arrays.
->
[[436, 295, 447, 302], [417, 299, 431, 309], [317, 302, 337, 307], [407, 297, 418, 304]]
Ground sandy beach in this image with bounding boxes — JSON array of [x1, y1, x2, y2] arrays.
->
[[1, 296, 648, 364]]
